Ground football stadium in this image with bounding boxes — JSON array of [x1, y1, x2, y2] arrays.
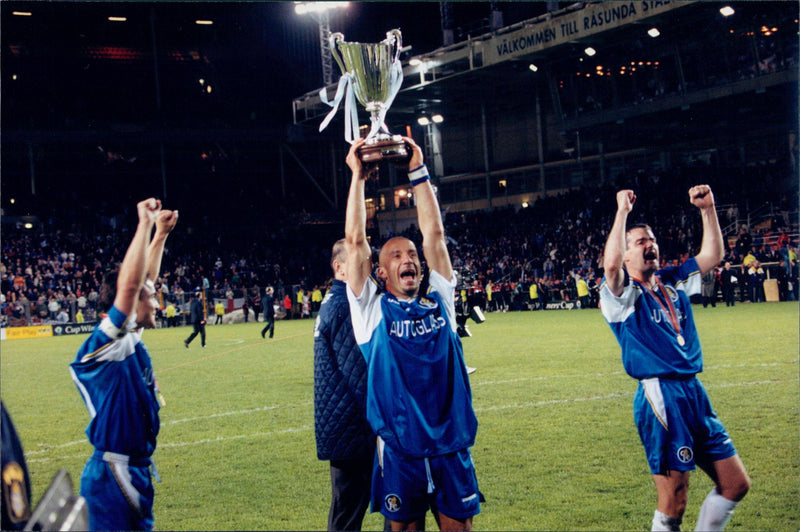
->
[[1, 2, 798, 531]]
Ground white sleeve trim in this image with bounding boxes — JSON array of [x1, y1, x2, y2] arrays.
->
[[428, 270, 457, 333], [600, 281, 638, 324], [346, 277, 383, 346]]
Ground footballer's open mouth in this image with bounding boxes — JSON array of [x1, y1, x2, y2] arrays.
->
[[644, 250, 658, 260], [400, 266, 417, 281]]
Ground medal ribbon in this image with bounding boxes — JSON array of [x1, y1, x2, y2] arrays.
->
[[633, 276, 681, 337]]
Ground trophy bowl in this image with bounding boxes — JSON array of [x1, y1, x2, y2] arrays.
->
[[330, 29, 410, 164]]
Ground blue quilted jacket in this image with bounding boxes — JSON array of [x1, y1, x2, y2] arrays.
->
[[313, 280, 375, 460]]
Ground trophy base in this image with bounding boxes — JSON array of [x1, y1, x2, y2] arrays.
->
[[357, 135, 409, 164]]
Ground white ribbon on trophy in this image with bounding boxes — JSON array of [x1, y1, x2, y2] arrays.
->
[[319, 74, 360, 143]]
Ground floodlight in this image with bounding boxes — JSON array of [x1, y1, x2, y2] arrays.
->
[[295, 2, 349, 15]]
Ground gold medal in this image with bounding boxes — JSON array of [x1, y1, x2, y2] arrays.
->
[[677, 334, 685, 346]]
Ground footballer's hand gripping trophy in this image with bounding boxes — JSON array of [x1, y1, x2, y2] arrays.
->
[[319, 29, 409, 164]]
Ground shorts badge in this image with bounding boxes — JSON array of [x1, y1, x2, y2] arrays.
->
[[384, 494, 402, 513], [677, 446, 693, 463]]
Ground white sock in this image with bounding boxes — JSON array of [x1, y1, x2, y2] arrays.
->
[[653, 509, 682, 531], [695, 488, 737, 531]]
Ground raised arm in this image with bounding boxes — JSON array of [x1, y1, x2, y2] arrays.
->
[[603, 190, 635, 296], [147, 209, 179, 283], [114, 199, 160, 317], [404, 136, 453, 281], [344, 139, 373, 297], [689, 184, 724, 274]]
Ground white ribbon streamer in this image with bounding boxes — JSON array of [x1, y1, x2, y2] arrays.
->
[[319, 73, 360, 144]]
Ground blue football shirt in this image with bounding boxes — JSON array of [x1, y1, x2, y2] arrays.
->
[[347, 270, 477, 457], [600, 258, 703, 379], [70, 306, 160, 458]]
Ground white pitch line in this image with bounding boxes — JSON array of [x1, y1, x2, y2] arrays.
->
[[22, 378, 790, 464], [473, 379, 788, 413], [158, 426, 311, 449], [164, 402, 312, 425], [26, 439, 89, 456], [474, 370, 626, 387], [472, 362, 792, 388], [474, 392, 630, 412]]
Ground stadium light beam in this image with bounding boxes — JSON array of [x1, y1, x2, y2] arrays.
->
[[295, 2, 349, 85], [294, 2, 349, 15]]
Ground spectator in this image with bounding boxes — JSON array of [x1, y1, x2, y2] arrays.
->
[[214, 300, 225, 324]]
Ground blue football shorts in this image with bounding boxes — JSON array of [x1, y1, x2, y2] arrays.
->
[[80, 451, 155, 531], [371, 439, 481, 522], [634, 376, 738, 475]]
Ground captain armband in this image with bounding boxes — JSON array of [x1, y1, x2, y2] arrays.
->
[[408, 164, 430, 186]]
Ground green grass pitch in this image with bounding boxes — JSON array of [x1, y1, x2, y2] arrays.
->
[[2, 302, 797, 530]]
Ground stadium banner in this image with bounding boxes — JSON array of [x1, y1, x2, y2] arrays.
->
[[52, 322, 98, 336], [484, 1, 693, 65], [545, 301, 578, 310], [1, 325, 53, 340]]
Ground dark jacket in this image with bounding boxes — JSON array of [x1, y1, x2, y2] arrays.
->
[[189, 298, 204, 324], [1, 401, 31, 530], [262, 290, 274, 321], [313, 280, 374, 461]]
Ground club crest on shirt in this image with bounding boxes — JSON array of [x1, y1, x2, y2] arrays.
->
[[418, 296, 438, 309], [677, 446, 693, 463], [385, 494, 402, 513], [663, 285, 679, 302]]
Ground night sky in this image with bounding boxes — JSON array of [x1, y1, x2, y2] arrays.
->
[[0, 2, 552, 221]]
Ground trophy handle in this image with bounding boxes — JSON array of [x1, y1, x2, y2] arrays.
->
[[329, 32, 346, 76], [387, 29, 402, 64]]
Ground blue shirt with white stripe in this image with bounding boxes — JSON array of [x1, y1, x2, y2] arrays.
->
[[347, 270, 477, 458], [600, 258, 703, 379], [70, 305, 160, 458]]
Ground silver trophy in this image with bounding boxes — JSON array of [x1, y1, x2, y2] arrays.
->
[[329, 29, 408, 163]]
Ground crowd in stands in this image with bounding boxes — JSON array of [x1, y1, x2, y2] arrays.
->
[[2, 171, 797, 327]]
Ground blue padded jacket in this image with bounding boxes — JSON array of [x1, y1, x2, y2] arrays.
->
[[313, 280, 375, 461]]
